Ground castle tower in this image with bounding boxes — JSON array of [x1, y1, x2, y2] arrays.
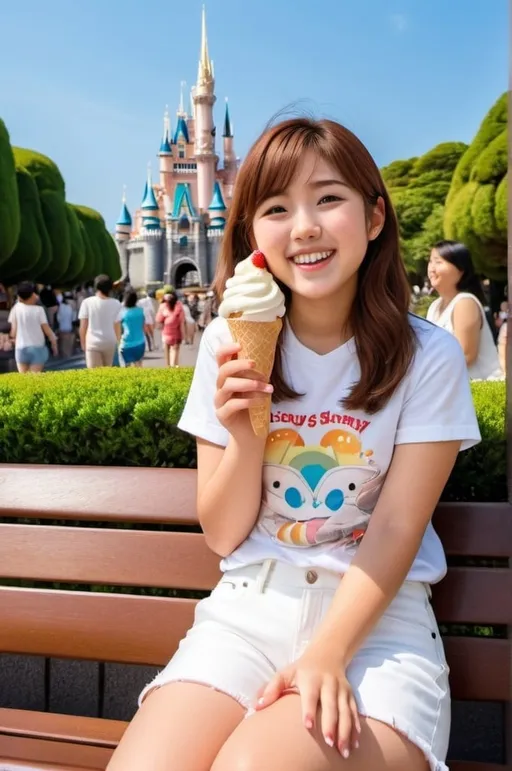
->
[[222, 98, 237, 200], [115, 189, 132, 280], [158, 107, 173, 194], [140, 166, 163, 285], [193, 6, 217, 212]]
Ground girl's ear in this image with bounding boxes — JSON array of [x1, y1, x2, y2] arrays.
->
[[368, 196, 385, 241]]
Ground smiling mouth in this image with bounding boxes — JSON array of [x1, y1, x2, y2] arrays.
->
[[291, 250, 335, 266]]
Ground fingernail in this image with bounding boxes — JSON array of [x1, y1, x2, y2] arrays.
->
[[324, 735, 334, 747], [354, 741, 360, 750], [258, 697, 265, 705], [341, 748, 350, 759], [305, 716, 313, 729], [264, 385, 274, 392]]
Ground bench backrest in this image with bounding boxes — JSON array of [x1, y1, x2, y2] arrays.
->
[[0, 464, 511, 711]]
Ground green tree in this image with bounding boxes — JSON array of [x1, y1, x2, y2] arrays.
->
[[444, 92, 507, 281], [382, 143, 467, 276], [13, 147, 70, 284], [0, 120, 20, 268], [1, 167, 52, 284], [74, 205, 121, 282], [58, 204, 86, 287]]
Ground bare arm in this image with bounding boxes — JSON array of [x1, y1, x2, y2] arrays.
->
[[309, 440, 460, 666], [197, 434, 266, 555], [195, 341, 273, 556], [41, 323, 58, 355], [79, 318, 88, 350], [114, 321, 121, 342], [452, 297, 482, 366]]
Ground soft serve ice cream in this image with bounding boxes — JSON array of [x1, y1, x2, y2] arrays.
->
[[219, 251, 286, 437], [218, 251, 286, 323]]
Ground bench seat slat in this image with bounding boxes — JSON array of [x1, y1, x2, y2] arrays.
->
[[0, 709, 126, 749], [433, 567, 512, 624], [0, 525, 221, 590], [0, 733, 112, 770], [0, 587, 509, 701]]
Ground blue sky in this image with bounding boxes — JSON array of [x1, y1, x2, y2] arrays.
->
[[0, 0, 507, 230]]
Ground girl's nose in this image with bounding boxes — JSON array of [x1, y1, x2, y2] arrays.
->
[[291, 213, 321, 241]]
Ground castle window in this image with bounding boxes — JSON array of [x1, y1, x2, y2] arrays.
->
[[178, 145, 185, 159]]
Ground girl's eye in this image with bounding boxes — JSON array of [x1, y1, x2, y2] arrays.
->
[[319, 195, 342, 205], [263, 205, 286, 216]]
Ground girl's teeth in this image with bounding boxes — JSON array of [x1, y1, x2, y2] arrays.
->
[[293, 251, 332, 265]]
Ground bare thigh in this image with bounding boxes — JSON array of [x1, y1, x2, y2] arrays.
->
[[106, 682, 245, 771], [212, 694, 428, 771]]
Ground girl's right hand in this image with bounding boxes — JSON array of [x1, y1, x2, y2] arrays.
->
[[214, 342, 273, 437]]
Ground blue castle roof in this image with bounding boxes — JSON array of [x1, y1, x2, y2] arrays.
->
[[223, 101, 232, 138], [159, 136, 172, 154], [172, 182, 197, 219], [116, 201, 132, 227], [143, 216, 161, 231], [173, 116, 189, 144], [141, 174, 158, 211], [208, 181, 226, 212]]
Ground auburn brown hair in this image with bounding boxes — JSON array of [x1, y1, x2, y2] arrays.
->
[[213, 117, 416, 414]]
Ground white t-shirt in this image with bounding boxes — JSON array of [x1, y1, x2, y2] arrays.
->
[[137, 297, 156, 324], [427, 293, 503, 381], [78, 296, 122, 349], [179, 314, 481, 584], [8, 303, 48, 349]]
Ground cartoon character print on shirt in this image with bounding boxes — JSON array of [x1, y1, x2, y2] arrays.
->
[[258, 427, 384, 548]]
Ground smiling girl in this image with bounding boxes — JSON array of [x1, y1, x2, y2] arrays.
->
[[108, 118, 480, 771]]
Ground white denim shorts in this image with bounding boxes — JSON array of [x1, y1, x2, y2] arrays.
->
[[139, 560, 450, 771]]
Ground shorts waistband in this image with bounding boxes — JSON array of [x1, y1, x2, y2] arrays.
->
[[223, 560, 343, 594]]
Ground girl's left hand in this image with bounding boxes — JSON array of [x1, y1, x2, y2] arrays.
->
[[254, 645, 361, 758]]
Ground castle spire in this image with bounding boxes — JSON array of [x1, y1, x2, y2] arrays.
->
[[159, 105, 172, 154], [223, 98, 233, 138], [177, 81, 187, 118], [197, 5, 213, 84]]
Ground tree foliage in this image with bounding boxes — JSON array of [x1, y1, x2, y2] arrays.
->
[[444, 92, 507, 281], [382, 143, 467, 276], [0, 120, 20, 266]]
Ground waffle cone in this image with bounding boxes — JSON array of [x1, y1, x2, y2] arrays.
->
[[227, 315, 283, 437]]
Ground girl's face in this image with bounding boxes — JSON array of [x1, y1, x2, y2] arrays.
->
[[427, 249, 462, 295], [251, 151, 384, 302]]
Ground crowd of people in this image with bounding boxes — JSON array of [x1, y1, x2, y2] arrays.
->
[[0, 276, 220, 374]]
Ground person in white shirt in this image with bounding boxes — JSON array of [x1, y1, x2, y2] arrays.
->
[[8, 282, 58, 373], [56, 294, 77, 358], [78, 274, 122, 368], [109, 118, 480, 771], [427, 240, 503, 380], [137, 291, 157, 351]]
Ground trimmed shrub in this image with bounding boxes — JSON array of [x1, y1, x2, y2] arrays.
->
[[444, 92, 507, 281], [73, 205, 121, 283], [1, 167, 52, 284], [36, 189, 71, 283], [0, 369, 505, 501], [58, 204, 86, 287], [12, 147, 65, 197], [0, 119, 20, 267]]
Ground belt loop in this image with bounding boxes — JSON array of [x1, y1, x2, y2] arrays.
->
[[255, 559, 274, 593]]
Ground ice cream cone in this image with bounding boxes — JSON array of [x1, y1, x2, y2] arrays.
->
[[228, 315, 282, 437]]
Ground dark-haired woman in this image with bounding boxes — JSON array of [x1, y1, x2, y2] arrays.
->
[[119, 291, 146, 367], [427, 241, 503, 380], [156, 292, 185, 367]]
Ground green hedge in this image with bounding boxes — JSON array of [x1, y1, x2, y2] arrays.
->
[[0, 120, 20, 266], [0, 369, 505, 502]]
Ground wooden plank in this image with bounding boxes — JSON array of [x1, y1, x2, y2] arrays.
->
[[433, 567, 512, 624], [0, 525, 221, 590], [0, 708, 126, 748], [0, 587, 510, 701], [0, 465, 197, 525], [433, 502, 512, 557], [0, 734, 112, 770], [0, 587, 196, 666], [443, 637, 511, 701]]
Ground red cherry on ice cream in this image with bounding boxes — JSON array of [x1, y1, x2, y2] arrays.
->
[[251, 250, 267, 269]]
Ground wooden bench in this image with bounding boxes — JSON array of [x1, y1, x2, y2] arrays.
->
[[0, 464, 511, 771]]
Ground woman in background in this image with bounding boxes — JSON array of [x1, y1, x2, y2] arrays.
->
[[156, 291, 185, 368], [119, 290, 147, 367], [427, 240, 503, 380]]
